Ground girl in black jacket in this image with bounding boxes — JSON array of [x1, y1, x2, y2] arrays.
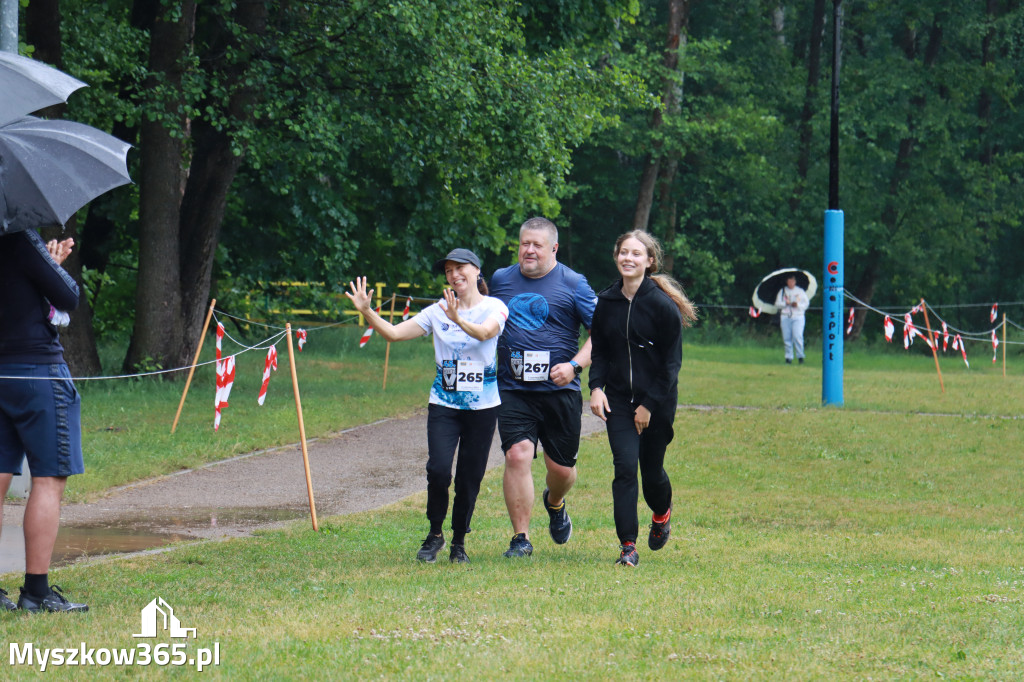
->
[[589, 230, 696, 566]]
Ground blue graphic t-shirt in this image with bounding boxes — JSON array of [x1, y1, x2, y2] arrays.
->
[[414, 296, 508, 410], [489, 262, 596, 392]]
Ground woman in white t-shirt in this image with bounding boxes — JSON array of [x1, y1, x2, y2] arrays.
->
[[345, 249, 508, 564]]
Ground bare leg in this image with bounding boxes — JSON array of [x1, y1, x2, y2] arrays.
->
[[0, 473, 11, 542], [543, 455, 577, 507], [24, 477, 66, 575], [502, 440, 535, 537]]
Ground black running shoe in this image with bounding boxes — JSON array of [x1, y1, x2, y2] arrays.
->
[[648, 509, 671, 551], [17, 585, 88, 613], [415, 533, 446, 563], [543, 488, 573, 545], [449, 544, 470, 564], [615, 543, 639, 566], [0, 588, 16, 611], [502, 533, 534, 558]]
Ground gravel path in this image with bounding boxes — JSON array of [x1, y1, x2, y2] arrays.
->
[[1, 409, 607, 571]]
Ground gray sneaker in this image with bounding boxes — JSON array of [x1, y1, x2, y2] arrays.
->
[[615, 543, 639, 566], [415, 534, 446, 563], [648, 508, 671, 551], [0, 588, 16, 611], [17, 585, 88, 613], [543, 488, 573, 544], [502, 533, 534, 558], [449, 544, 470, 564]]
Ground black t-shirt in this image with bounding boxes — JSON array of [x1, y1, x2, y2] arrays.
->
[[0, 230, 79, 363]]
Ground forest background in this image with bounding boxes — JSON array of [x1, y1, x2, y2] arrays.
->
[[16, 0, 1024, 376]]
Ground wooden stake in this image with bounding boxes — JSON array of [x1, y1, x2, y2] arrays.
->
[[383, 293, 397, 390], [919, 300, 945, 393], [171, 299, 216, 434], [286, 323, 319, 531], [1003, 313, 1007, 378]]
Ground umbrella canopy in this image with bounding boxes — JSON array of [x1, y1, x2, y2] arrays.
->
[[0, 52, 86, 127], [752, 268, 818, 315], [0, 116, 132, 235]]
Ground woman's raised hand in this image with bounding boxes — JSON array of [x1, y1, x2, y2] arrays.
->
[[344, 276, 373, 312], [442, 289, 461, 323]]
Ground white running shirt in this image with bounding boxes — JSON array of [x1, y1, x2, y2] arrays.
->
[[414, 296, 508, 409]]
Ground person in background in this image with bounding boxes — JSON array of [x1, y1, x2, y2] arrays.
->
[[589, 230, 697, 566], [345, 248, 508, 564], [775, 274, 809, 364], [0, 229, 89, 612], [489, 217, 596, 558]]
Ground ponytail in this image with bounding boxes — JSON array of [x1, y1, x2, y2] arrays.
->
[[651, 274, 697, 327]]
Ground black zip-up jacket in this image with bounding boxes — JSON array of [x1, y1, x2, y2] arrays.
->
[[588, 276, 682, 416], [0, 229, 79, 363]]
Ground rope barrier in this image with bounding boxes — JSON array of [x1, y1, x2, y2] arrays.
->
[[842, 289, 1024, 347], [5, 286, 1020, 384]]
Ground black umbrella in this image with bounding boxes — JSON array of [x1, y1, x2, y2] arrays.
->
[[752, 268, 817, 315], [0, 52, 86, 126], [0, 116, 132, 235]]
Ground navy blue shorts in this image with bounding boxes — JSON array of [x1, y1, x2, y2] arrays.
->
[[497, 389, 582, 467], [0, 363, 84, 477]]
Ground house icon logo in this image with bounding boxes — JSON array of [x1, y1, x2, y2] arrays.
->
[[133, 597, 197, 639]]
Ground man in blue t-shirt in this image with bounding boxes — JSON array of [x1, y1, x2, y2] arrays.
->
[[489, 217, 596, 558]]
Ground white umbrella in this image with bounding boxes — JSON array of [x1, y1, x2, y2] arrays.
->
[[752, 268, 817, 315]]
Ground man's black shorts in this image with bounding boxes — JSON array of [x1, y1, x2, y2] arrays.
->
[[497, 389, 582, 467]]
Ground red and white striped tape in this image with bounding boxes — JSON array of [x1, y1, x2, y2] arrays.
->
[[215, 355, 236, 431], [257, 345, 278, 406], [296, 328, 307, 351], [359, 306, 380, 348], [952, 334, 969, 368], [402, 296, 412, 321], [214, 322, 235, 430]]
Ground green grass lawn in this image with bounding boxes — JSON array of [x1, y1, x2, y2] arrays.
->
[[3, 334, 1024, 679]]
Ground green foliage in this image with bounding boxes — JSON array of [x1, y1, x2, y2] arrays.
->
[[48, 0, 1024, 343], [215, 0, 646, 288]]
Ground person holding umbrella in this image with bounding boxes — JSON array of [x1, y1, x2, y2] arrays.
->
[[0, 229, 88, 612], [345, 249, 508, 564], [775, 274, 810, 364], [589, 230, 697, 566]]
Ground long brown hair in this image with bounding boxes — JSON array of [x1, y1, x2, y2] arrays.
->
[[613, 230, 697, 326]]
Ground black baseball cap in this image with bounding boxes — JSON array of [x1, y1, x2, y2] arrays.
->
[[433, 248, 481, 274]]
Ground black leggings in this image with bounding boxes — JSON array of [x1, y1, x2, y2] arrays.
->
[[425, 403, 499, 544], [605, 395, 674, 544]]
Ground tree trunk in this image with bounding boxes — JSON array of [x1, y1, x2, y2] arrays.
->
[[632, 0, 687, 233], [124, 0, 195, 373], [790, 0, 826, 213], [177, 0, 266, 368], [654, 0, 690, 275], [25, 0, 104, 375]]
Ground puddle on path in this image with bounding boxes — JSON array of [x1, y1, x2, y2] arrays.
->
[[0, 507, 306, 575]]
